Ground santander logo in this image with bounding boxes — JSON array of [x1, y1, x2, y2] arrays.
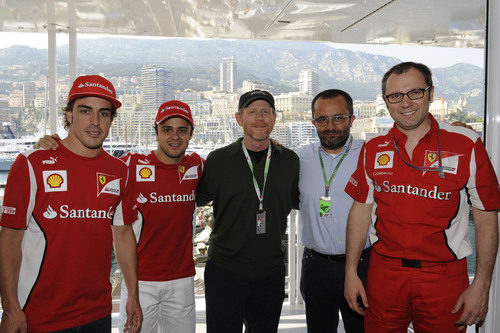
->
[[137, 193, 148, 204], [78, 82, 113, 94], [43, 205, 57, 219], [42, 204, 115, 220]]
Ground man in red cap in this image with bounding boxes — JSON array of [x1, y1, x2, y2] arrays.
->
[[33, 99, 203, 332], [117, 100, 203, 333], [0, 75, 142, 332]]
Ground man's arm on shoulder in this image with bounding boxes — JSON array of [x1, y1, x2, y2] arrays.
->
[[0, 227, 27, 333], [453, 207, 498, 327], [450, 121, 473, 130], [196, 154, 214, 207], [111, 225, 142, 333], [344, 200, 372, 316], [33, 134, 60, 150]]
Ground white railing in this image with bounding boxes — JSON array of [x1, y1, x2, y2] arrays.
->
[[287, 209, 303, 304]]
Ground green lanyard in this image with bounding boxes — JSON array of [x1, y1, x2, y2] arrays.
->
[[241, 141, 272, 210], [318, 136, 352, 197]]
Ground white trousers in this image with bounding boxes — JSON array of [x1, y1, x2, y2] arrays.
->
[[119, 276, 196, 333]]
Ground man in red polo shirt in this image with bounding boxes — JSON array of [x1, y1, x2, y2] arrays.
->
[[34, 100, 203, 332], [118, 100, 202, 332], [344, 62, 500, 332], [0, 75, 142, 332]]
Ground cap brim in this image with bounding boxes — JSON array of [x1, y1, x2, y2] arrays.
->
[[156, 113, 194, 127], [68, 92, 122, 109], [241, 96, 274, 109]]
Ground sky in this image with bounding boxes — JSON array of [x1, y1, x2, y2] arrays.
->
[[0, 32, 485, 69]]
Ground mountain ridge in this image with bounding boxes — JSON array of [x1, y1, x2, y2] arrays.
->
[[0, 39, 483, 113]]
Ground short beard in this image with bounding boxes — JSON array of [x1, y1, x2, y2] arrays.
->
[[318, 128, 350, 151], [159, 145, 186, 160]]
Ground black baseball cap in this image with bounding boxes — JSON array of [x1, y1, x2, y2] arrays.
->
[[238, 90, 275, 110]]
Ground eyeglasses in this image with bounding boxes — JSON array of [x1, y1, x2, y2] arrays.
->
[[384, 86, 431, 104], [313, 115, 351, 127]]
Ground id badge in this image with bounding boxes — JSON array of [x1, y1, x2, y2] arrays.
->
[[319, 196, 332, 217], [256, 210, 266, 234]]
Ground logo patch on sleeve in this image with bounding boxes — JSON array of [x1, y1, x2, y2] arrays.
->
[[178, 165, 199, 183], [43, 170, 68, 192], [96, 172, 121, 196], [136, 165, 155, 182], [374, 151, 394, 169], [2, 206, 16, 215]]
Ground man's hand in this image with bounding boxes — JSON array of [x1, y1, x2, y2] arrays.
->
[[0, 308, 28, 333], [123, 297, 142, 333], [344, 272, 368, 316], [452, 281, 489, 326], [451, 121, 473, 130], [33, 134, 60, 150], [270, 138, 283, 147]]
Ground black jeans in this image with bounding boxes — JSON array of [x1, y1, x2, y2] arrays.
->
[[51, 315, 111, 333], [204, 259, 286, 333], [300, 248, 370, 333]]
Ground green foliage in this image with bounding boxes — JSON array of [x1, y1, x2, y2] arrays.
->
[[446, 111, 483, 123]]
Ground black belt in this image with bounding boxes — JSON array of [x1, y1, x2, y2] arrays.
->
[[376, 251, 458, 269], [402, 259, 422, 268], [400, 258, 452, 268], [305, 247, 371, 262]]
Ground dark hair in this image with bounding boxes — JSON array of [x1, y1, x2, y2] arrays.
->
[[311, 89, 353, 117], [382, 62, 433, 95], [62, 98, 117, 129]]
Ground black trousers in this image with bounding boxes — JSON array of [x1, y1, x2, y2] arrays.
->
[[204, 259, 285, 333], [51, 315, 111, 333], [300, 248, 370, 333]]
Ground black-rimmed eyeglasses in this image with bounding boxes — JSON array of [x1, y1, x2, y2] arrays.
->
[[384, 86, 431, 104], [313, 115, 351, 127]]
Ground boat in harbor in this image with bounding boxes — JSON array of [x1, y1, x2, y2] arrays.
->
[[0, 138, 38, 171]]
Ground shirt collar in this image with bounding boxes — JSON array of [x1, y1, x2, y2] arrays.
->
[[314, 135, 355, 155], [228, 137, 282, 155], [391, 113, 438, 145], [149, 150, 186, 166]]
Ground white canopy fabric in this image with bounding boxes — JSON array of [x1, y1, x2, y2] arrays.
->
[[0, 0, 486, 48]]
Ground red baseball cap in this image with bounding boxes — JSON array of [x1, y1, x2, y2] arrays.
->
[[155, 100, 194, 127], [67, 75, 122, 109]]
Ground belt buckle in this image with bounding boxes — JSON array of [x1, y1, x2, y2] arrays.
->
[[402, 259, 421, 268], [327, 254, 345, 262]]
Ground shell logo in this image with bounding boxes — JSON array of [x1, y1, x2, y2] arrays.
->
[[139, 167, 152, 179], [47, 174, 64, 188], [377, 154, 390, 166], [99, 175, 107, 185]]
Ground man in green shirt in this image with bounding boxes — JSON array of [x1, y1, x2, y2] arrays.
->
[[197, 89, 299, 332]]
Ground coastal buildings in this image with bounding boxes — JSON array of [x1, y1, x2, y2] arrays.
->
[[299, 69, 319, 96], [219, 57, 236, 93], [141, 64, 174, 144]]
